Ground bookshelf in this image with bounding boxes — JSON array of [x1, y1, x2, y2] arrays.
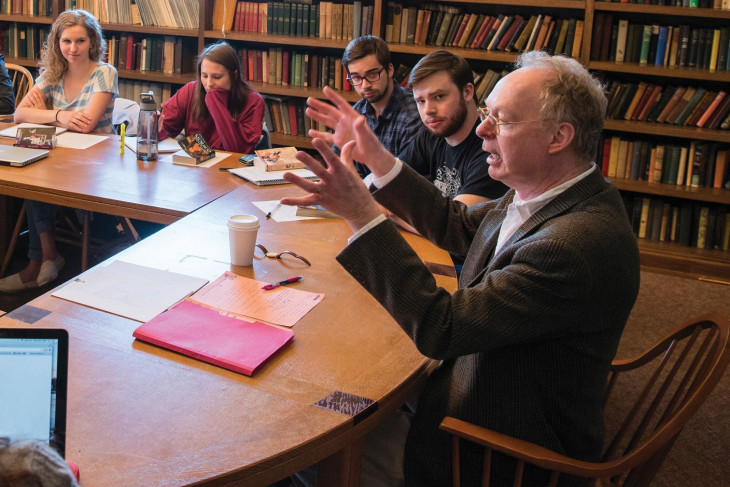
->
[[2, 0, 729, 278]]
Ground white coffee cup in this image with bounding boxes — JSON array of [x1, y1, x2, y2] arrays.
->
[[227, 214, 260, 266]]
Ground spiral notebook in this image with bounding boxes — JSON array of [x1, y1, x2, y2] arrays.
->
[[229, 166, 319, 186]]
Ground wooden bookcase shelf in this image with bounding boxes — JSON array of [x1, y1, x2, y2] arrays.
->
[[247, 81, 360, 103], [115, 69, 196, 85], [603, 120, 730, 144], [101, 23, 199, 38], [5, 0, 730, 278], [204, 31, 351, 50], [611, 178, 730, 205], [0, 14, 54, 24], [594, 3, 730, 20], [590, 61, 730, 82]]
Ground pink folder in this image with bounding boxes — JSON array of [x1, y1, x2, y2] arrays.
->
[[133, 300, 294, 376]]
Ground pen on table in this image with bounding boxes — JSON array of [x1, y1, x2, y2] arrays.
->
[[262, 276, 303, 290], [266, 202, 282, 219], [119, 122, 125, 155]]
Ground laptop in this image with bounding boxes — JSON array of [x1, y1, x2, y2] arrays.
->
[[0, 145, 50, 167], [0, 328, 69, 457]]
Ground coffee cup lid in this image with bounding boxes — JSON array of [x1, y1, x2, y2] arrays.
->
[[228, 214, 260, 229]]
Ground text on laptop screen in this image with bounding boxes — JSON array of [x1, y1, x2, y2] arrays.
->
[[0, 337, 62, 447]]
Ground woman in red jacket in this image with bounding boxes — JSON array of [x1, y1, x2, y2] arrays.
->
[[159, 41, 264, 153]]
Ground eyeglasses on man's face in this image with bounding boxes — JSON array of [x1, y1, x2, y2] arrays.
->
[[477, 106, 542, 135], [347, 66, 385, 86]]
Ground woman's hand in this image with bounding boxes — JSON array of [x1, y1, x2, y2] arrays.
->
[[23, 90, 47, 109], [58, 110, 93, 132]]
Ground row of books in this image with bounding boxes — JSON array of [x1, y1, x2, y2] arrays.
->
[[0, 0, 53, 16], [592, 15, 730, 71], [604, 80, 730, 130], [0, 23, 48, 60], [603, 0, 730, 7], [68, 0, 199, 28], [601, 136, 729, 190], [237, 47, 355, 91], [211, 0, 375, 39], [383, 3, 583, 57], [262, 95, 326, 138], [106, 34, 195, 75], [624, 195, 730, 251], [118, 79, 173, 105]]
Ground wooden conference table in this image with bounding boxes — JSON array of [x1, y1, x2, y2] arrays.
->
[[0, 163, 458, 486], [0, 130, 242, 255]]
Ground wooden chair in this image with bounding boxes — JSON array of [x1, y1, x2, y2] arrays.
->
[[5, 63, 33, 103], [440, 313, 730, 487]]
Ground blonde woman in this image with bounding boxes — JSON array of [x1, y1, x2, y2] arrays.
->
[[0, 10, 118, 292]]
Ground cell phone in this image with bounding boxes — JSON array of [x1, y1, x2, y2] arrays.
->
[[239, 154, 255, 166]]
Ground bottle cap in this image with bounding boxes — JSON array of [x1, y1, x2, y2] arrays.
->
[[139, 91, 157, 111]]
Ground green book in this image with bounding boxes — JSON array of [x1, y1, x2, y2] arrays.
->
[[282, 2, 291, 35], [673, 87, 706, 126], [267, 1, 274, 33], [310, 3, 318, 38], [639, 24, 652, 64], [296, 4, 304, 36]]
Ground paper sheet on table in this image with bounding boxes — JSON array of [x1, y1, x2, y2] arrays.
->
[[52, 260, 209, 322], [252, 200, 318, 222], [124, 136, 180, 154], [188, 272, 324, 327], [0, 123, 67, 138], [55, 132, 107, 149], [162, 150, 231, 168]]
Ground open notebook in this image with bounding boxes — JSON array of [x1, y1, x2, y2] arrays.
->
[[229, 166, 319, 186]]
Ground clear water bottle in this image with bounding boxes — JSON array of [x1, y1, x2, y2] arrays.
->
[[136, 91, 159, 162]]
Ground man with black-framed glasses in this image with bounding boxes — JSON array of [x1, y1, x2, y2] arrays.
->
[[310, 35, 422, 179]]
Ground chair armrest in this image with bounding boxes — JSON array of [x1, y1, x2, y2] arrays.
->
[[440, 417, 622, 478]]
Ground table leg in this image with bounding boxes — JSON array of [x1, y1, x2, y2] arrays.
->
[[317, 439, 363, 487]]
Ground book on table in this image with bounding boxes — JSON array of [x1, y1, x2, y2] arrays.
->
[[133, 299, 294, 376], [175, 133, 215, 164], [229, 165, 318, 186], [253, 146, 306, 171]]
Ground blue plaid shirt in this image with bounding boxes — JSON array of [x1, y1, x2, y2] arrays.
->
[[351, 79, 423, 178]]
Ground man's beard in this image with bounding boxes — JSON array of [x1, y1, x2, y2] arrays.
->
[[427, 97, 467, 138]]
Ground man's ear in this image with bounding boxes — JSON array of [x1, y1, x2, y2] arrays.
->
[[462, 82, 475, 103], [547, 122, 575, 155], [387, 63, 395, 78]]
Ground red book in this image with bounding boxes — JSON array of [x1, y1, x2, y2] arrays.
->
[[451, 13, 471, 47], [125, 34, 134, 70], [635, 85, 663, 121], [600, 14, 613, 61], [497, 14, 524, 51], [707, 94, 730, 130], [247, 49, 255, 81], [133, 300, 293, 376], [240, 48, 248, 80], [601, 137, 612, 176], [282, 50, 290, 86], [629, 83, 657, 121], [255, 50, 263, 82], [233, 1, 243, 31], [696, 90, 727, 128], [471, 16, 495, 49]]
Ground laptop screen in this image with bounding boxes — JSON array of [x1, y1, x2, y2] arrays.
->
[[0, 328, 69, 457]]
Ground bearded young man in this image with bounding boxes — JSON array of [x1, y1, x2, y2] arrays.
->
[[397, 50, 507, 206]]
